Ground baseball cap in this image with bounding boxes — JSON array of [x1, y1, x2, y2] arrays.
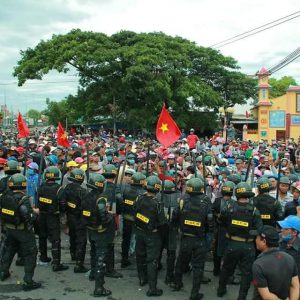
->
[[250, 225, 279, 244], [278, 215, 300, 232], [66, 161, 78, 168], [235, 158, 244, 164], [28, 162, 39, 170], [75, 157, 84, 164]]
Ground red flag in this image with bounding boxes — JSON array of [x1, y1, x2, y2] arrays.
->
[[57, 122, 70, 148], [156, 104, 181, 147], [17, 112, 30, 138]]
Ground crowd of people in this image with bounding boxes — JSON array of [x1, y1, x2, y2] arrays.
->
[[0, 126, 300, 299]]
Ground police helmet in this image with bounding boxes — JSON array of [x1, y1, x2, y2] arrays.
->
[[44, 166, 60, 180], [221, 181, 235, 196], [144, 175, 162, 193], [131, 172, 146, 186], [8, 174, 27, 190], [68, 168, 85, 183], [87, 173, 105, 190], [186, 178, 204, 194], [163, 180, 176, 194], [4, 160, 21, 175], [257, 177, 271, 192], [102, 164, 118, 178], [235, 182, 255, 198]]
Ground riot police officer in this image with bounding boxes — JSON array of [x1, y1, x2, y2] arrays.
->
[[217, 182, 263, 300], [102, 164, 123, 278], [0, 160, 23, 266], [172, 178, 213, 300], [0, 174, 41, 290], [253, 177, 283, 227], [158, 180, 179, 285], [121, 172, 146, 268], [59, 168, 87, 273], [134, 175, 166, 296], [0, 160, 21, 193], [212, 181, 235, 276], [81, 173, 112, 297], [38, 166, 69, 271]]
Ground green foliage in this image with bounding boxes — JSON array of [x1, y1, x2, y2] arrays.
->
[[14, 29, 257, 130], [27, 109, 41, 121], [269, 76, 297, 98]]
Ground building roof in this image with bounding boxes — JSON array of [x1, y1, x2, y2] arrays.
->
[[258, 67, 269, 75], [287, 85, 300, 92]]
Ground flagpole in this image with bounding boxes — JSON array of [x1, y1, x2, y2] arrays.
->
[[86, 142, 90, 182], [60, 149, 68, 186], [23, 137, 29, 175], [146, 139, 150, 177]]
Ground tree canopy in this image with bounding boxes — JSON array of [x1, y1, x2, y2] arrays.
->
[[269, 76, 297, 98], [14, 29, 256, 129]]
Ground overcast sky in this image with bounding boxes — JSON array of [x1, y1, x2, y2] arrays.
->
[[1, 0, 300, 115]]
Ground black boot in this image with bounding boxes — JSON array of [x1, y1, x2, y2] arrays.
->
[[74, 262, 88, 273], [23, 281, 42, 291], [190, 270, 203, 300], [52, 240, 69, 272], [164, 274, 174, 285], [93, 287, 112, 297], [137, 263, 148, 286], [15, 257, 24, 266], [53, 264, 69, 272], [0, 271, 10, 281], [121, 259, 131, 268], [147, 261, 163, 297], [39, 256, 51, 263], [104, 269, 123, 278]]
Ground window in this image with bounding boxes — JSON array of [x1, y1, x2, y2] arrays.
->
[[261, 89, 267, 99], [297, 94, 300, 112]]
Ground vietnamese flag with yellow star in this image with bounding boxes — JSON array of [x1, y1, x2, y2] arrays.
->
[[57, 122, 70, 148], [156, 104, 181, 147]]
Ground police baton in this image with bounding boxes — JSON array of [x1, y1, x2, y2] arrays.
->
[[244, 157, 252, 182], [86, 142, 90, 182], [23, 137, 30, 175], [201, 153, 207, 195], [192, 151, 197, 178], [276, 159, 283, 201], [145, 140, 150, 177], [60, 149, 68, 186]]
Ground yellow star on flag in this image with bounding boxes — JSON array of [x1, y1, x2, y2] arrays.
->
[[159, 122, 169, 134], [61, 132, 67, 139]]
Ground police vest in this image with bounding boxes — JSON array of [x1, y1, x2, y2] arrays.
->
[[180, 194, 208, 237], [0, 191, 24, 225], [64, 183, 85, 214], [227, 202, 254, 239], [122, 186, 144, 221], [253, 194, 276, 226], [0, 176, 9, 193], [163, 192, 179, 221], [102, 182, 116, 213], [38, 182, 60, 214], [135, 194, 159, 232], [81, 190, 102, 228]]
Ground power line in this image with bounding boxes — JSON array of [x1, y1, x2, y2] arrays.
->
[[0, 80, 78, 86], [210, 11, 300, 48], [210, 12, 300, 48]]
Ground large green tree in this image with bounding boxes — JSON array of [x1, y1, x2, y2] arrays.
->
[[14, 29, 256, 129], [269, 76, 297, 98]]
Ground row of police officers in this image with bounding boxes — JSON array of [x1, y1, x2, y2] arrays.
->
[[0, 162, 284, 299]]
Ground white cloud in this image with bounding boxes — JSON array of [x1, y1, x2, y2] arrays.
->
[[0, 0, 300, 115]]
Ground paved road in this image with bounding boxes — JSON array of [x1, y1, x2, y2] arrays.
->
[[0, 233, 253, 300]]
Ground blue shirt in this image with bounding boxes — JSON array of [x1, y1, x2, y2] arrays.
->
[[26, 174, 39, 207]]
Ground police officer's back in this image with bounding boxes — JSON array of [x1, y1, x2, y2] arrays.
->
[[172, 177, 213, 300], [81, 173, 112, 297], [38, 166, 68, 271], [0, 160, 21, 193], [59, 168, 87, 273], [217, 182, 263, 300], [134, 175, 166, 296], [253, 177, 283, 227], [0, 174, 41, 291], [120, 172, 146, 267], [212, 181, 236, 276]]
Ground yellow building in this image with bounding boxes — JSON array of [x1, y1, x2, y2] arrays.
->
[[249, 67, 300, 142]]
